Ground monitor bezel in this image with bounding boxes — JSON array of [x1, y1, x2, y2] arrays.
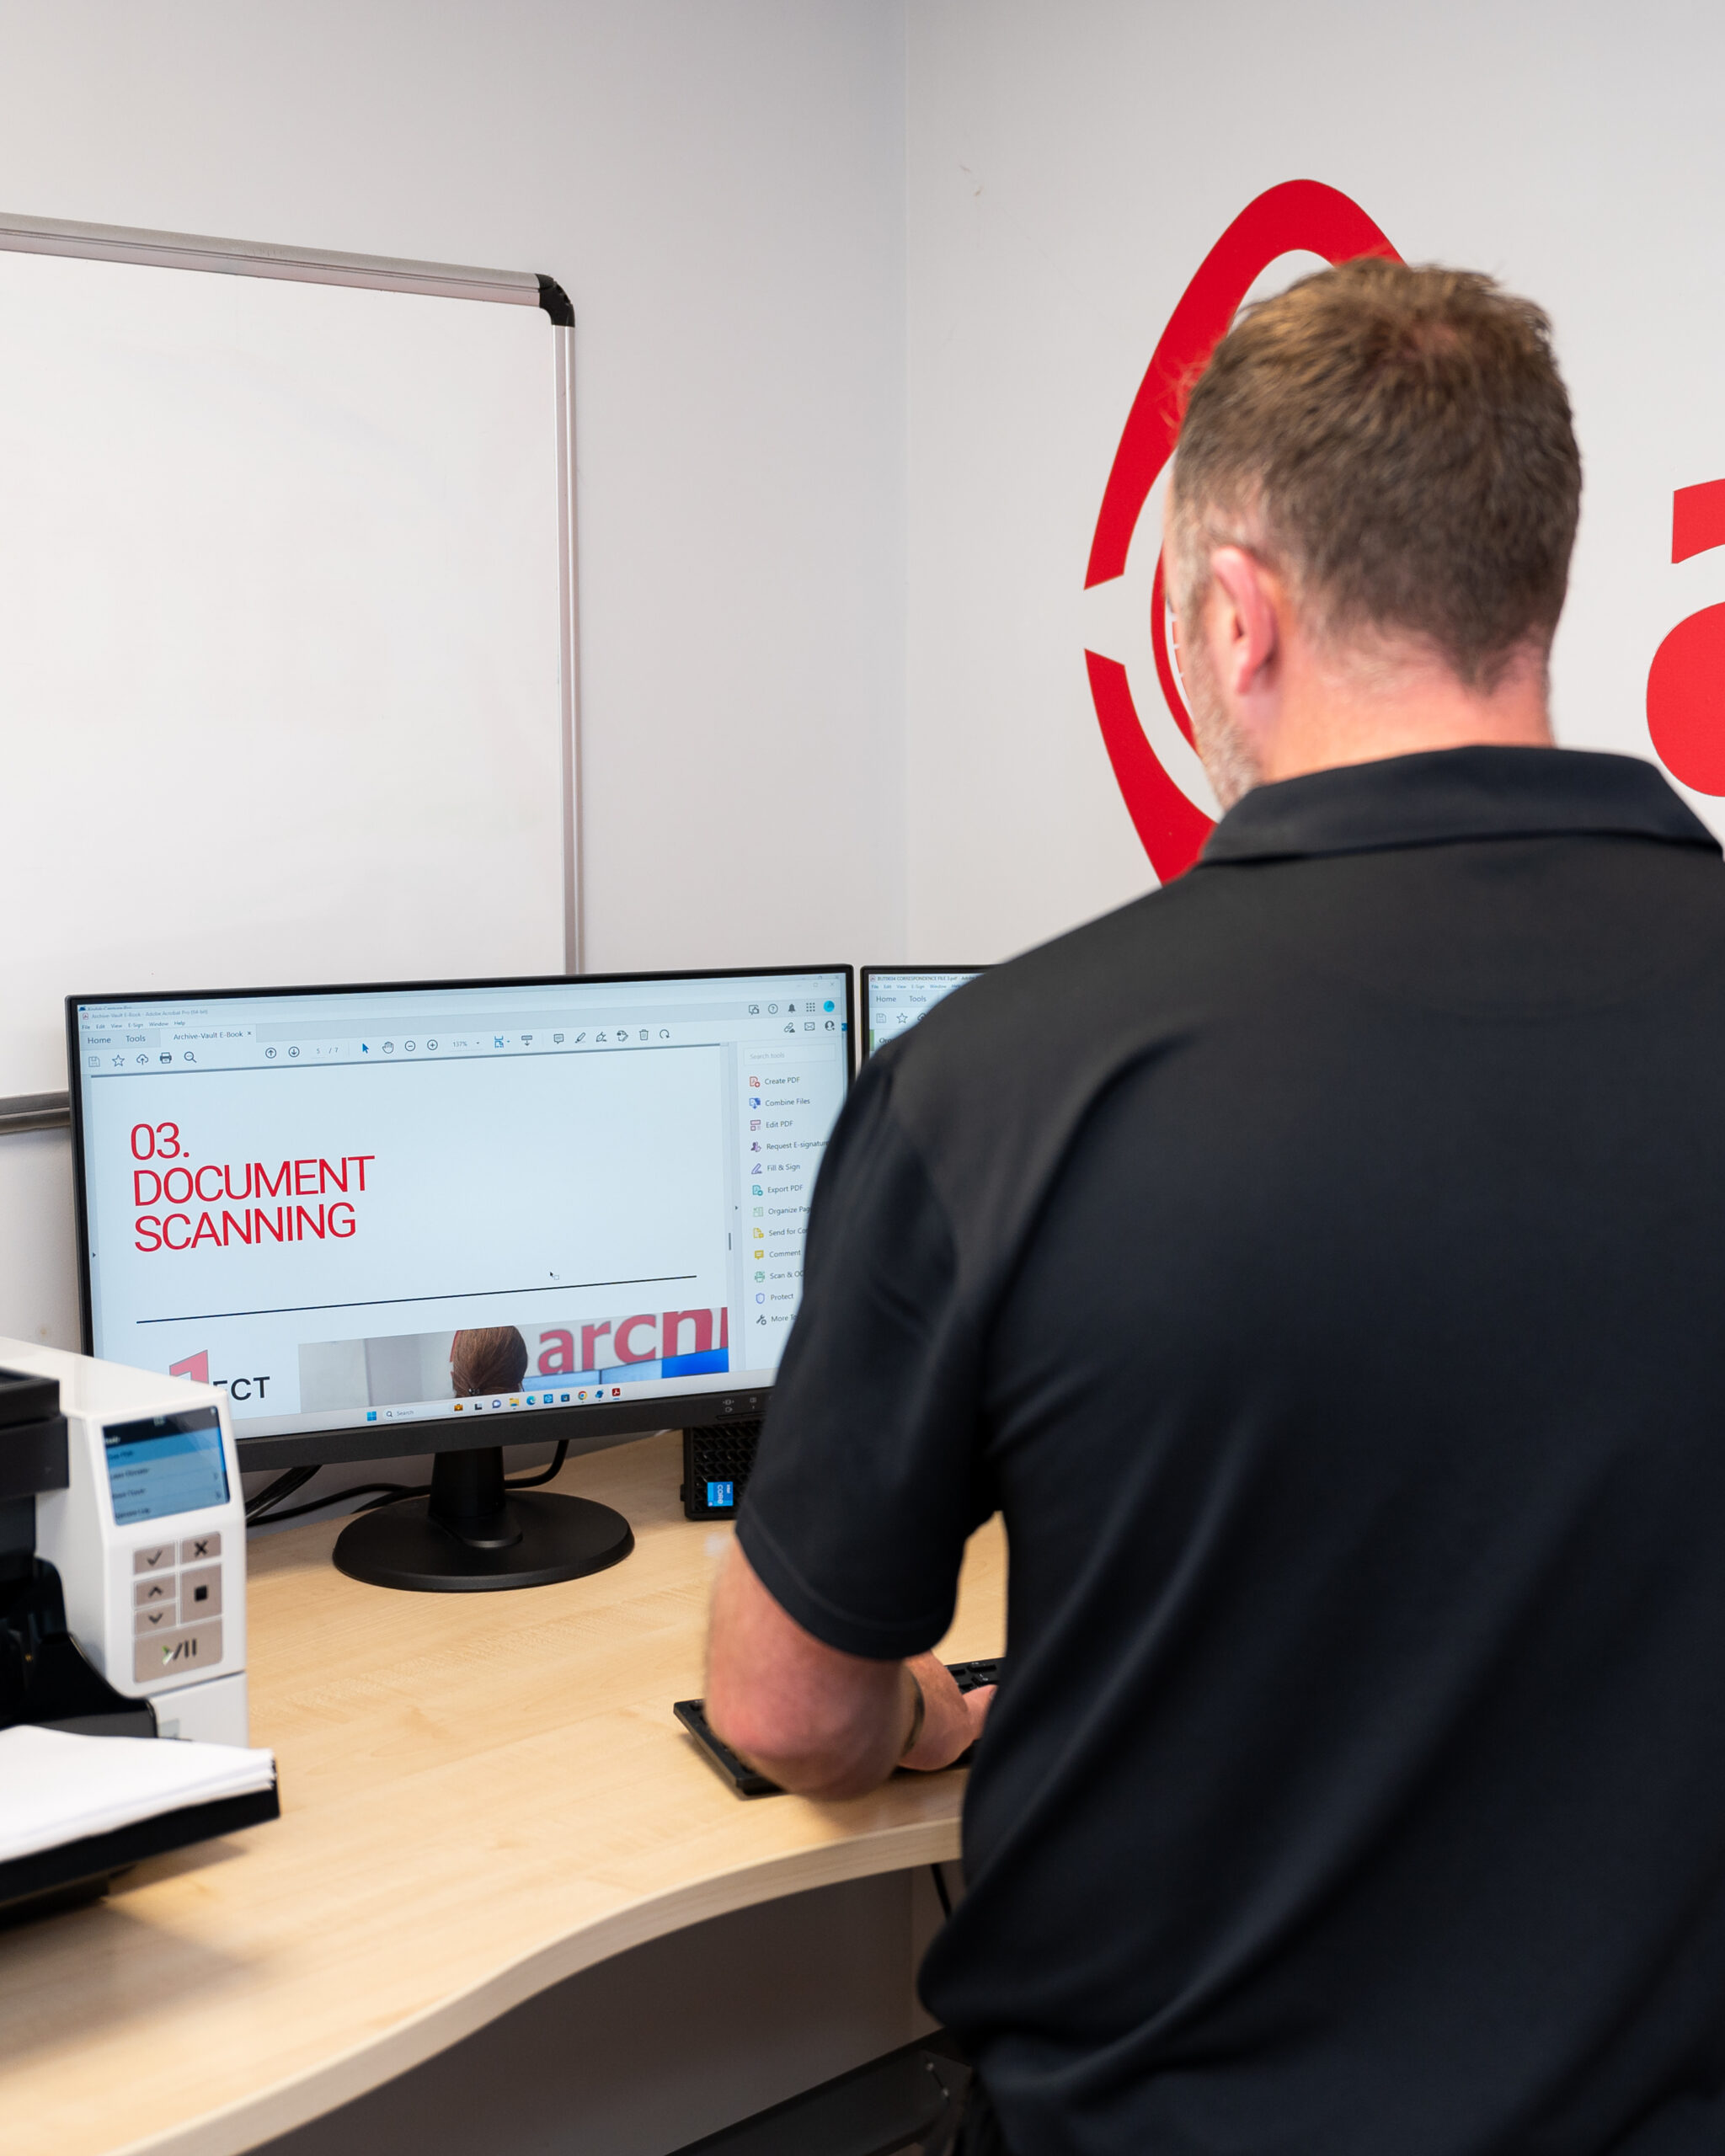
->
[[859, 965, 991, 1058], [67, 963, 856, 1470]]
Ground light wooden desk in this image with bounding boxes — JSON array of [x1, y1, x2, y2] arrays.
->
[[0, 1432, 1006, 2156]]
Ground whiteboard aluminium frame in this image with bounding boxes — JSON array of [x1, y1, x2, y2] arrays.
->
[[0, 211, 583, 1136]]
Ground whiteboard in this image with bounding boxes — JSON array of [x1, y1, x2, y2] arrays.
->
[[0, 227, 573, 1098]]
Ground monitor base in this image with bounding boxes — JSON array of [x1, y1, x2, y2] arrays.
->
[[331, 1446, 634, 1593]]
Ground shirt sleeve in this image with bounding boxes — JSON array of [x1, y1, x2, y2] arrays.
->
[[734, 1049, 992, 1661]]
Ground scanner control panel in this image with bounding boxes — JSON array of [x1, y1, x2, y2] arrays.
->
[[87, 1402, 245, 1700], [131, 1529, 227, 1686], [13, 1337, 251, 1742]]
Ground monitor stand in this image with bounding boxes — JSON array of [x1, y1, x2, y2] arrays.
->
[[332, 1446, 633, 1593]]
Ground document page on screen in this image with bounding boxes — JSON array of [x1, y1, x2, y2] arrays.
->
[[72, 976, 848, 1443]]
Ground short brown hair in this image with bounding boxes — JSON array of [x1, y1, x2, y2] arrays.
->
[[450, 1326, 528, 1396], [1168, 259, 1581, 688]]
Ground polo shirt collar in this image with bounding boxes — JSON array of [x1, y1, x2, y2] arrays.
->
[[1201, 745, 1719, 866]]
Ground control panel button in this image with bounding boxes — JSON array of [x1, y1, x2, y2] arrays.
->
[[134, 1577, 176, 1606], [179, 1532, 221, 1563], [135, 1606, 176, 1635], [133, 1620, 222, 1685], [133, 1544, 174, 1573], [179, 1564, 222, 1618]]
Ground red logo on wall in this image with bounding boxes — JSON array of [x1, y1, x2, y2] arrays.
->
[[1648, 480, 1725, 795], [1082, 180, 1401, 882], [1087, 181, 1725, 859]]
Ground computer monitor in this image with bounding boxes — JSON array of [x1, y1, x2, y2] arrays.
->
[[860, 968, 988, 1056], [67, 968, 852, 1592]]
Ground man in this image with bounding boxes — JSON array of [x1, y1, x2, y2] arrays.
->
[[708, 260, 1725, 2153]]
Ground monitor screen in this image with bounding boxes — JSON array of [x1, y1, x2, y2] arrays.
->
[[104, 1406, 229, 1525], [862, 969, 986, 1056], [70, 969, 852, 1463]]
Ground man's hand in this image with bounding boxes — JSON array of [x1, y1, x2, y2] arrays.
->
[[707, 1540, 995, 1800], [900, 1651, 995, 1772]]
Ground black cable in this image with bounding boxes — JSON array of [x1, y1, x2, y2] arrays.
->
[[931, 1862, 953, 1920], [244, 1464, 319, 1523], [506, 1440, 568, 1488], [247, 1441, 567, 1527], [247, 1480, 425, 1526], [353, 1481, 430, 1512], [301, 1440, 564, 1518]]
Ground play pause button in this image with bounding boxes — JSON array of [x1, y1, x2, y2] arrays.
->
[[133, 1620, 222, 1685]]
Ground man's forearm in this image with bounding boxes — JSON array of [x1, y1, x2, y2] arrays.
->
[[705, 1542, 993, 1799], [706, 1541, 907, 1796], [718, 1662, 918, 1801]]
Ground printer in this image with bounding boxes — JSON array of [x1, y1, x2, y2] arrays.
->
[[0, 1339, 249, 1747]]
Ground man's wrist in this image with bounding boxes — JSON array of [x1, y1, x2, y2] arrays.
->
[[898, 1665, 927, 1759]]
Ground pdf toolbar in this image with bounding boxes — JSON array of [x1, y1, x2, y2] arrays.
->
[[78, 980, 846, 1078]]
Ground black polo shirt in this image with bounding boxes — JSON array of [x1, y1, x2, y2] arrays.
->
[[737, 745, 1725, 2156]]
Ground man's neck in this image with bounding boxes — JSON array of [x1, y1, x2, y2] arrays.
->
[[1258, 640, 1552, 787]]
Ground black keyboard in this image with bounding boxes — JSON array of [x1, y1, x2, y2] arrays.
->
[[674, 1658, 1003, 1797]]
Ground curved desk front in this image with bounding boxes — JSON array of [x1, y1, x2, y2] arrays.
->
[[0, 1430, 1006, 2156]]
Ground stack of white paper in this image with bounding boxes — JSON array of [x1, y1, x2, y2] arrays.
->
[[0, 1725, 276, 1863]]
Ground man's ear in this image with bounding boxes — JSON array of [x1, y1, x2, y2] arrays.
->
[[1208, 547, 1280, 696]]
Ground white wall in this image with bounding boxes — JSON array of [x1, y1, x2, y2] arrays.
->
[[15, 0, 1725, 1351], [0, 0, 907, 1351], [905, 0, 1725, 957]]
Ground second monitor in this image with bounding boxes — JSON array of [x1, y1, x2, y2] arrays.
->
[[861, 968, 988, 1057]]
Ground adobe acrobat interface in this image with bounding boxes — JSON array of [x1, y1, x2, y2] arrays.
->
[[75, 975, 848, 1442], [865, 971, 981, 1055]]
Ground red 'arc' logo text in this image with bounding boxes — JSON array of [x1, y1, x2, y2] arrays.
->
[[1083, 181, 1402, 882], [1648, 479, 1725, 794]]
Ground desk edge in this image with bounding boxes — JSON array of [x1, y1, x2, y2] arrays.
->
[[111, 1810, 964, 2156]]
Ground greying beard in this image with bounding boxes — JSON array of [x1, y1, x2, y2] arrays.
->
[[1166, 491, 1265, 814], [1179, 627, 1263, 813]]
